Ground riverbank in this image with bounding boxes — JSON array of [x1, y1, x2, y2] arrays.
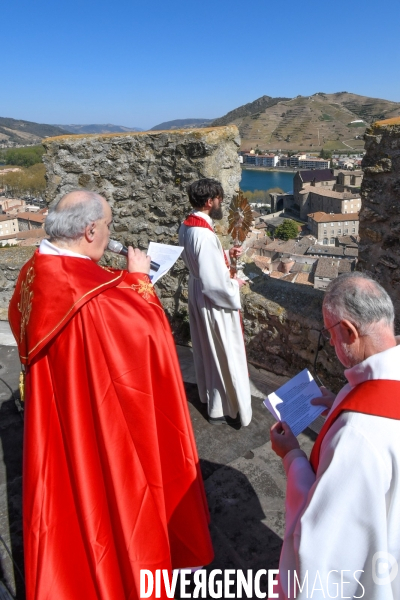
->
[[241, 165, 297, 174]]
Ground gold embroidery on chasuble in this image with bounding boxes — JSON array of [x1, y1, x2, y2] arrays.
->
[[99, 264, 115, 273], [131, 280, 155, 302], [18, 265, 35, 342]]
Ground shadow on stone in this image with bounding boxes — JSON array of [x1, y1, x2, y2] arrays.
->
[[0, 394, 25, 600], [174, 458, 283, 599]]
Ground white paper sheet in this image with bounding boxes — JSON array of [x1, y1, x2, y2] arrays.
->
[[263, 368, 325, 436], [147, 242, 184, 284]]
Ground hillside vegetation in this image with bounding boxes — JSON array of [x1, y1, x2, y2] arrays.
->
[[211, 92, 400, 152], [0, 117, 67, 144], [57, 124, 143, 134], [0, 145, 45, 167], [151, 118, 214, 131], [0, 163, 46, 197]]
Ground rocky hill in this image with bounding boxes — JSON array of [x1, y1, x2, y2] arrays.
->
[[0, 117, 68, 144], [211, 95, 290, 127], [211, 92, 400, 152], [56, 124, 143, 134], [150, 118, 213, 131]]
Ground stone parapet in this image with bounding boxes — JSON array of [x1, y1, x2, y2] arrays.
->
[[360, 117, 400, 328], [0, 247, 36, 320], [42, 126, 241, 339], [241, 275, 344, 391]]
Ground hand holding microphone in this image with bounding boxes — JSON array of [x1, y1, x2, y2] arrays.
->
[[107, 240, 160, 274]]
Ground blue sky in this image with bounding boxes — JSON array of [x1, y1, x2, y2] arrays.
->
[[2, 0, 400, 130]]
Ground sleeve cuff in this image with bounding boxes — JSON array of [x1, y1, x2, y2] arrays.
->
[[283, 448, 308, 474]]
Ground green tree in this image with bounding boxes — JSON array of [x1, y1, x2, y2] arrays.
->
[[4, 145, 45, 167], [2, 163, 46, 196], [274, 219, 299, 240], [319, 149, 332, 159]]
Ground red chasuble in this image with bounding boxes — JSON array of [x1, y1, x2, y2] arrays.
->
[[9, 250, 213, 600], [310, 379, 400, 472]]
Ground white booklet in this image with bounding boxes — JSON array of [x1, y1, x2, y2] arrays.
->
[[147, 242, 184, 284], [263, 369, 325, 436]]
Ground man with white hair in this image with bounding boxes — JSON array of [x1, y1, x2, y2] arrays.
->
[[9, 190, 213, 600], [270, 272, 400, 599]]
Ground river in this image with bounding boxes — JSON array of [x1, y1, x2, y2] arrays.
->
[[240, 168, 294, 193]]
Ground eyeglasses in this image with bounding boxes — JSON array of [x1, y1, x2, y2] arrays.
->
[[313, 321, 341, 386], [320, 321, 341, 340]]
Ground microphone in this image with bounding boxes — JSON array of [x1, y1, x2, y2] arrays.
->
[[107, 239, 160, 272]]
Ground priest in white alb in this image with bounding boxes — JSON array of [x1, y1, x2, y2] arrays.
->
[[179, 178, 252, 426], [270, 272, 400, 600]]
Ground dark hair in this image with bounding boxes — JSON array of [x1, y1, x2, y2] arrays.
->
[[187, 178, 224, 209]]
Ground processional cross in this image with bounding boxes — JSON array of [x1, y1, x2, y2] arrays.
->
[[227, 190, 254, 276]]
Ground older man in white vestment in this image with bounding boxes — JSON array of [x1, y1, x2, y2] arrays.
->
[[179, 178, 252, 426], [270, 272, 400, 600]]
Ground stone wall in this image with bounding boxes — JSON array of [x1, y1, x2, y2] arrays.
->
[[360, 116, 400, 330], [42, 126, 241, 337], [241, 276, 344, 389], [0, 247, 35, 320]]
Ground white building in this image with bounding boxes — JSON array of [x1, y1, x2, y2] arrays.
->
[[0, 215, 19, 236], [243, 153, 279, 167]]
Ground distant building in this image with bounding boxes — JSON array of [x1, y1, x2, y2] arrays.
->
[[0, 215, 19, 237], [243, 153, 279, 167], [0, 198, 26, 213], [279, 155, 330, 169], [17, 212, 46, 231], [336, 234, 359, 247], [306, 245, 346, 258], [300, 188, 361, 220], [335, 170, 363, 193], [269, 193, 295, 213], [314, 257, 354, 290], [294, 169, 336, 196], [307, 212, 359, 244], [339, 160, 354, 170], [0, 228, 47, 247], [314, 258, 340, 290], [279, 156, 291, 167], [298, 156, 330, 169], [294, 170, 361, 220]]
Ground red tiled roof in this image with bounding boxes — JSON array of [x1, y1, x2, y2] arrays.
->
[[308, 211, 359, 223], [16, 212, 46, 223]]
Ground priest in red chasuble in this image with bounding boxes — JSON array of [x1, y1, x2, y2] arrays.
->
[[9, 190, 213, 600]]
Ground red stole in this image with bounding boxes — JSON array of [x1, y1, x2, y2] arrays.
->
[[183, 214, 231, 272], [183, 214, 246, 341], [310, 379, 400, 472]]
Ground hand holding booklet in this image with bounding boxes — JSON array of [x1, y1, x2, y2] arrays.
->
[[147, 242, 184, 284], [263, 369, 325, 436]]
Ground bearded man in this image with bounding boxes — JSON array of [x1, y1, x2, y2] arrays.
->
[[270, 272, 400, 599], [9, 190, 213, 600], [179, 178, 252, 426]]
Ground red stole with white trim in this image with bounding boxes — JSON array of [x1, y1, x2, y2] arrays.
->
[[310, 379, 400, 472], [183, 214, 231, 272]]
